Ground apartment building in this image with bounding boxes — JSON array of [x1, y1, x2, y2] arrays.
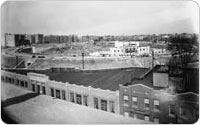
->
[[119, 65, 199, 123]]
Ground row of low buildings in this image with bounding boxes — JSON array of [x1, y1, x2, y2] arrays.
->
[[3, 33, 169, 58], [89, 41, 169, 57], [1, 64, 198, 124]]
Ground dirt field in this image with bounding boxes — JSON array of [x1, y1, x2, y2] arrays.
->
[[29, 56, 145, 70]]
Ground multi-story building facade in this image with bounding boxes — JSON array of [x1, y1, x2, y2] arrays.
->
[[1, 67, 149, 115], [119, 65, 199, 123], [1, 70, 120, 114], [2, 65, 198, 123]]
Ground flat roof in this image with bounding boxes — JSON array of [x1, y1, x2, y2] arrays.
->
[[2, 82, 152, 124], [123, 65, 199, 94], [7, 67, 149, 91]]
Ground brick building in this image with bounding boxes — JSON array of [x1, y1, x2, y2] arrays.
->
[[119, 65, 199, 123], [1, 65, 198, 123], [1, 67, 149, 115]]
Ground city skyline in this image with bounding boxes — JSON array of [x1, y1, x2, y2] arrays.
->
[[1, 1, 199, 36]]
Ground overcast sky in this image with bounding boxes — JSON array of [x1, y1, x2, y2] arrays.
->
[[1, 1, 199, 35]]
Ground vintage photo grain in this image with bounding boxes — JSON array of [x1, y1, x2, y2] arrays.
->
[[1, 0, 199, 124]]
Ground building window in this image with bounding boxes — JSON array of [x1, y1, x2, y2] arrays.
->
[[132, 96, 138, 107], [56, 89, 61, 99], [37, 85, 40, 93], [1, 76, 4, 81], [5, 77, 8, 82], [62, 90, 66, 100], [17, 79, 20, 85], [154, 117, 159, 123], [94, 97, 99, 109], [101, 99, 107, 111], [123, 95, 129, 107], [169, 104, 176, 117], [42, 86, 46, 94], [8, 78, 12, 83], [153, 100, 159, 111], [25, 82, 28, 87], [109, 101, 115, 113], [32, 84, 35, 92], [83, 95, 88, 106], [11, 78, 14, 83], [20, 81, 24, 87], [144, 115, 150, 121], [76, 94, 82, 105], [70, 92, 75, 103], [51, 88, 54, 97], [144, 98, 150, 109]]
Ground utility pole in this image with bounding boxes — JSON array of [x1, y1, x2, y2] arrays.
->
[[82, 52, 84, 70], [152, 49, 154, 68]]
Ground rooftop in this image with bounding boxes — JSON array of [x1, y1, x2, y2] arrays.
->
[[123, 65, 199, 94], [2, 82, 152, 124], [154, 65, 168, 73], [7, 67, 149, 91], [123, 67, 155, 88]]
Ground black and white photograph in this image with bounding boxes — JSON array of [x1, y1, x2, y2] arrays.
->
[[1, 0, 199, 124]]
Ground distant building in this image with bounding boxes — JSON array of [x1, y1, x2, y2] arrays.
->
[[110, 47, 124, 57], [35, 34, 44, 44], [109, 41, 150, 57], [5, 33, 15, 47], [151, 44, 169, 56], [89, 52, 100, 57], [4, 33, 34, 47], [136, 45, 150, 56]]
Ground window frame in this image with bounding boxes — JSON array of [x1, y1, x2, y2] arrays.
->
[[94, 97, 99, 109], [70, 92, 75, 103], [132, 96, 138, 107], [101, 99, 108, 111], [153, 99, 160, 111], [76, 94, 82, 105], [144, 98, 150, 110], [169, 104, 176, 117]]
